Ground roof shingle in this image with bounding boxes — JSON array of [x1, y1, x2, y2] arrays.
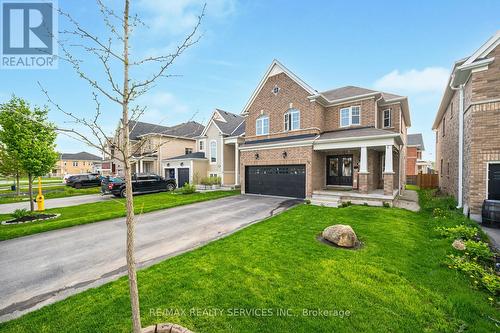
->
[[60, 152, 101, 161], [129, 120, 204, 140], [407, 133, 425, 150]]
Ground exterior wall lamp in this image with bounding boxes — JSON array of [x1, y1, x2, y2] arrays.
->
[[255, 153, 259, 160], [282, 151, 287, 159]]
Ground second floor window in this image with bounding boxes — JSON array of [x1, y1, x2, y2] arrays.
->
[[442, 117, 446, 137], [72, 161, 78, 167], [199, 140, 204, 151], [185, 148, 193, 155], [256, 115, 269, 135], [340, 106, 361, 127], [210, 140, 217, 163], [383, 109, 392, 128], [284, 109, 300, 131]]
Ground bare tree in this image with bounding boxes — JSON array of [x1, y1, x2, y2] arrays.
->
[[41, 1, 205, 331]]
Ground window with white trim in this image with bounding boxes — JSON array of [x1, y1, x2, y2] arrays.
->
[[284, 108, 300, 131], [72, 161, 78, 167], [210, 140, 217, 163], [199, 140, 204, 151], [256, 115, 269, 135], [383, 109, 392, 128], [340, 106, 361, 127]]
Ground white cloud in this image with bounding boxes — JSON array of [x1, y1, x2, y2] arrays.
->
[[137, 92, 191, 124], [138, 0, 236, 35], [374, 67, 449, 94]]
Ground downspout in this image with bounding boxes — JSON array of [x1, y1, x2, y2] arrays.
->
[[449, 81, 464, 209]]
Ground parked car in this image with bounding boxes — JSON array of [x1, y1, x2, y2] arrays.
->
[[101, 173, 177, 197], [66, 173, 101, 189]]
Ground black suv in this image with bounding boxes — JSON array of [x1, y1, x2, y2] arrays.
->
[[66, 173, 101, 189], [102, 173, 177, 197]]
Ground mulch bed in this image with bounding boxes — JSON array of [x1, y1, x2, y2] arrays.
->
[[2, 213, 60, 225]]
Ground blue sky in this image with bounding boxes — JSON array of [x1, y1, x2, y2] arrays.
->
[[1, 0, 499, 161]]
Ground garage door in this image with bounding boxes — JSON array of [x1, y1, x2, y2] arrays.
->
[[245, 165, 306, 198]]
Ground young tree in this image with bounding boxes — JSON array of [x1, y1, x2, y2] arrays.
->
[[0, 96, 58, 211], [41, 1, 205, 331], [0, 145, 24, 196]]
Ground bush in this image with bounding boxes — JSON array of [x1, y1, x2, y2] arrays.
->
[[180, 183, 196, 194], [383, 202, 391, 208], [463, 240, 494, 263], [11, 208, 31, 219], [447, 254, 500, 296], [200, 176, 222, 187], [435, 225, 478, 240]]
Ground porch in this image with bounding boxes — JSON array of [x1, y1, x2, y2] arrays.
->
[[310, 128, 404, 206]]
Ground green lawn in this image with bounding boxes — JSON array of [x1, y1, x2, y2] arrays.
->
[[0, 186, 101, 204], [405, 184, 419, 191], [0, 190, 239, 240], [0, 191, 497, 332]]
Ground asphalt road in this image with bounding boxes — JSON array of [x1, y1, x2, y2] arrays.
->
[[0, 195, 297, 322], [0, 193, 110, 214]]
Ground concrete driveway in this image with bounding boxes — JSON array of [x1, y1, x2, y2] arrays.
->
[[0, 195, 297, 322], [0, 194, 111, 214]]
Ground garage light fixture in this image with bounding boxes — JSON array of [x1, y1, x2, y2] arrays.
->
[[282, 151, 287, 159], [180, 162, 184, 166], [255, 153, 259, 160]]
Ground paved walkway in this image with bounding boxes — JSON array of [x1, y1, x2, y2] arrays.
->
[[0, 195, 298, 322], [393, 190, 420, 212], [0, 194, 110, 214]]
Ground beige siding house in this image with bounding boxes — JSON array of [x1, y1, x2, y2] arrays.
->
[[239, 60, 410, 206], [433, 31, 500, 217], [162, 109, 245, 187], [107, 120, 204, 177]]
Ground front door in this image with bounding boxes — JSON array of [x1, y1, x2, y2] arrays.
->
[[178, 168, 190, 187], [326, 155, 353, 186], [488, 163, 500, 200]]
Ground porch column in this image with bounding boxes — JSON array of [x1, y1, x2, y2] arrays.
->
[[358, 146, 369, 194], [139, 159, 144, 173], [234, 142, 240, 186], [383, 145, 395, 196]]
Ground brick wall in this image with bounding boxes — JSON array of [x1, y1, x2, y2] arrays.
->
[[323, 98, 376, 132], [406, 147, 417, 176]]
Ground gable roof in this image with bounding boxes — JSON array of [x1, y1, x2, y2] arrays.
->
[[407, 133, 425, 150], [60, 152, 101, 161], [241, 60, 410, 126], [433, 30, 500, 129], [129, 120, 204, 140], [165, 151, 206, 160], [200, 109, 245, 137], [241, 59, 317, 114]]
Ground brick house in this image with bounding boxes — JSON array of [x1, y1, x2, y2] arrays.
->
[[239, 60, 410, 205], [406, 133, 425, 176], [52, 152, 102, 177], [432, 31, 500, 217]]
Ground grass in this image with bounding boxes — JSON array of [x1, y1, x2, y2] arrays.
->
[[0, 190, 497, 332], [405, 184, 419, 191], [0, 186, 101, 204], [0, 190, 239, 241]]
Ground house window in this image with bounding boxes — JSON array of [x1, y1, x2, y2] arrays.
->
[[284, 109, 300, 131], [210, 140, 217, 163], [185, 148, 193, 155], [256, 115, 269, 135], [199, 140, 204, 151], [72, 161, 78, 167], [440, 159, 443, 175], [383, 109, 392, 128], [442, 117, 446, 137], [447, 162, 450, 176], [340, 106, 361, 127], [450, 102, 453, 118]]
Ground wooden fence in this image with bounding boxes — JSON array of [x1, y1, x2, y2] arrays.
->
[[416, 173, 439, 189], [406, 175, 417, 185]]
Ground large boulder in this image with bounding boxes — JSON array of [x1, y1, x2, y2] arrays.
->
[[322, 224, 358, 248]]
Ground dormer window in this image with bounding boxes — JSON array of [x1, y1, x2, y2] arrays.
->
[[383, 109, 392, 128], [256, 115, 269, 135], [284, 108, 300, 131], [340, 106, 361, 127]]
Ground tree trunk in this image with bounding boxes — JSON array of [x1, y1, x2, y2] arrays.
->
[[28, 173, 34, 211], [15, 173, 20, 196], [122, 1, 142, 332]]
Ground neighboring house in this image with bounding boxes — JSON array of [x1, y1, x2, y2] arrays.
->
[[239, 60, 410, 202], [106, 120, 204, 177], [406, 133, 425, 176], [162, 109, 245, 187], [433, 31, 500, 217], [52, 152, 102, 176]]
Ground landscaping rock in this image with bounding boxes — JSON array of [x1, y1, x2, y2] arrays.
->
[[142, 323, 194, 333], [452, 239, 466, 251], [322, 224, 358, 248]]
